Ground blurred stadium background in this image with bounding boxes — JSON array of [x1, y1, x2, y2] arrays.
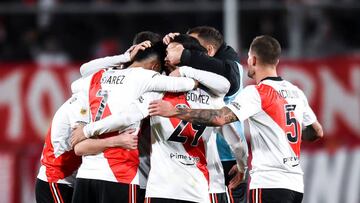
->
[[0, 0, 359, 203]]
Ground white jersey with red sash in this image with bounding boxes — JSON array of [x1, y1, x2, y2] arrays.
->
[[37, 92, 89, 185], [226, 77, 317, 193], [146, 90, 225, 203], [76, 68, 196, 184]]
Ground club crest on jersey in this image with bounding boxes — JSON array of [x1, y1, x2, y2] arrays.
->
[[80, 108, 88, 115], [175, 104, 189, 109]]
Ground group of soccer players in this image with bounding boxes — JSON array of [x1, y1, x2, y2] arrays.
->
[[35, 26, 323, 203]]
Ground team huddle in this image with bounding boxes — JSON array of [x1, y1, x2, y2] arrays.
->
[[35, 26, 323, 203]]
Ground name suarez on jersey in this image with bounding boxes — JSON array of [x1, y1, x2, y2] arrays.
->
[[101, 75, 125, 85]]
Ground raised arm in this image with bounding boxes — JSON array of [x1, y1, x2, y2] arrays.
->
[[80, 53, 131, 77], [145, 74, 196, 93], [180, 49, 241, 96], [178, 66, 230, 96], [80, 41, 152, 76], [148, 99, 238, 126]]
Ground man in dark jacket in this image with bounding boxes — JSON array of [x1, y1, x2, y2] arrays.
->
[[164, 26, 248, 203]]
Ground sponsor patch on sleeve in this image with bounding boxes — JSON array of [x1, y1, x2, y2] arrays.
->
[[230, 102, 241, 110]]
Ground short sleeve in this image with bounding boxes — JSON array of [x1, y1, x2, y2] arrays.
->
[[226, 85, 262, 122], [300, 91, 317, 126]]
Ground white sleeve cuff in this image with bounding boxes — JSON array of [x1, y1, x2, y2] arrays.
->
[[83, 125, 92, 138], [122, 52, 131, 63]]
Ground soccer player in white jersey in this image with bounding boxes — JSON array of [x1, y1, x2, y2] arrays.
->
[[144, 35, 246, 203], [70, 42, 197, 203], [34, 83, 137, 203], [72, 31, 162, 203], [149, 35, 324, 203], [72, 35, 248, 203]]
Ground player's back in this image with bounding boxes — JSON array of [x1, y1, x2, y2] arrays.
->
[[77, 67, 197, 185], [37, 92, 89, 185], [146, 87, 225, 203], [91, 68, 162, 112], [77, 67, 162, 184], [243, 77, 313, 193]]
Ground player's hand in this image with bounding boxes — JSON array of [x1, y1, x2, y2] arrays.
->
[[193, 80, 199, 89], [165, 43, 184, 65], [169, 68, 181, 77], [129, 40, 152, 60], [125, 45, 136, 54], [228, 164, 245, 189], [109, 128, 138, 150], [163, 32, 180, 45], [71, 124, 87, 148], [148, 100, 176, 117]]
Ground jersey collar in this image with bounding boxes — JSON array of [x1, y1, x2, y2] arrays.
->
[[260, 76, 283, 82]]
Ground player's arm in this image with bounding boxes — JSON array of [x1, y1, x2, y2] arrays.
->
[[219, 124, 248, 173], [71, 92, 162, 147], [219, 124, 248, 189], [83, 92, 161, 137], [74, 129, 138, 156], [146, 74, 197, 93], [71, 103, 145, 147], [299, 90, 323, 142], [80, 53, 130, 76], [302, 121, 323, 141], [180, 49, 241, 96], [149, 86, 261, 126], [178, 66, 230, 96], [80, 41, 152, 76], [149, 99, 238, 126]]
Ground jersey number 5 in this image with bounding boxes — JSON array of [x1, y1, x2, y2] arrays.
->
[[285, 104, 300, 143]]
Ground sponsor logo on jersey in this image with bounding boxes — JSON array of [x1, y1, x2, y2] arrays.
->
[[283, 156, 300, 167], [170, 152, 200, 166], [230, 101, 241, 110], [69, 97, 77, 104]]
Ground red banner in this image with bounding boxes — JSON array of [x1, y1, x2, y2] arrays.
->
[[278, 55, 360, 150], [0, 56, 359, 203]]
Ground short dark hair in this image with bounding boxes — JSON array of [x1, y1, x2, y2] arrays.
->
[[187, 26, 224, 51], [171, 34, 207, 53], [133, 41, 166, 63], [250, 35, 281, 65], [132, 31, 162, 45]]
